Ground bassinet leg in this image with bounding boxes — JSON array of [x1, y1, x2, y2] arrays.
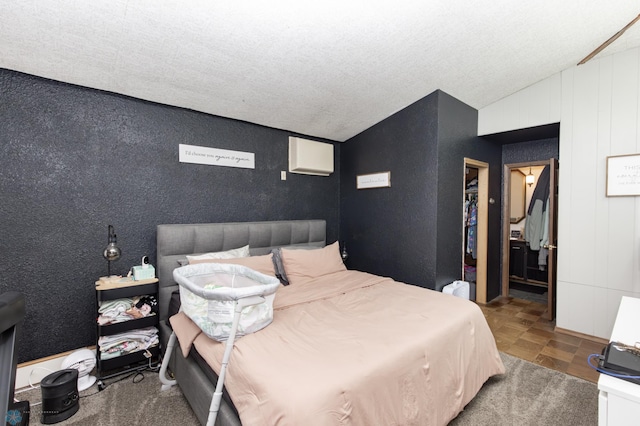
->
[[207, 296, 265, 426], [159, 331, 178, 391]]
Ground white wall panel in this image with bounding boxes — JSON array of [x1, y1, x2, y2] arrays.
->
[[636, 56, 640, 295], [477, 73, 561, 135], [607, 198, 635, 291], [635, 197, 640, 294], [592, 286, 611, 339], [563, 48, 640, 338], [594, 56, 613, 289], [556, 280, 595, 335], [556, 70, 574, 284], [607, 50, 639, 293], [566, 61, 600, 287], [555, 279, 572, 332], [597, 288, 633, 339], [610, 49, 639, 155]]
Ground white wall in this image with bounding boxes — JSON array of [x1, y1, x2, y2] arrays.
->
[[478, 73, 561, 135], [479, 46, 640, 340]]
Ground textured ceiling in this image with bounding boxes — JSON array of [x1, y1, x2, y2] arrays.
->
[[1, 1, 639, 141]]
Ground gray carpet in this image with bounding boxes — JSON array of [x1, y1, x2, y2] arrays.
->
[[15, 352, 597, 425], [14, 368, 199, 425], [450, 353, 598, 426]]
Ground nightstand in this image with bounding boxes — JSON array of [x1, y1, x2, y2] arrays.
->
[[95, 277, 160, 380]]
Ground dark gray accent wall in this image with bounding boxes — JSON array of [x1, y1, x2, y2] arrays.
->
[[340, 90, 502, 298], [341, 92, 438, 287], [436, 92, 503, 296], [0, 69, 340, 363], [501, 137, 559, 164]]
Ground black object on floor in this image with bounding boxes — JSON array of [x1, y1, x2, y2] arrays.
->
[[40, 369, 79, 424]]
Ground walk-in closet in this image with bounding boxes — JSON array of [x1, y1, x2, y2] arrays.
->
[[463, 166, 478, 301]]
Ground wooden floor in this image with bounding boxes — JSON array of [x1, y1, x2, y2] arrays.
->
[[479, 295, 606, 384]]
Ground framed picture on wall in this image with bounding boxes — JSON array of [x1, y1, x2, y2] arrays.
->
[[356, 171, 391, 189], [606, 154, 640, 196]]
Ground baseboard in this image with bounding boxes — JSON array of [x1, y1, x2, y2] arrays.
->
[[15, 346, 94, 391], [554, 327, 609, 345]]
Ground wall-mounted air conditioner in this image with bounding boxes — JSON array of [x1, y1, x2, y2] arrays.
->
[[288, 137, 334, 176]]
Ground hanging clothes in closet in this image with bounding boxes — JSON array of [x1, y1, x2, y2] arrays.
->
[[465, 177, 478, 260], [465, 194, 478, 259], [525, 165, 550, 270]]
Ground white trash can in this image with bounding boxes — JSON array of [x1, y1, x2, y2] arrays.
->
[[442, 280, 470, 300]]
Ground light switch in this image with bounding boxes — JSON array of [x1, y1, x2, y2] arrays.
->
[[281, 171, 286, 181]]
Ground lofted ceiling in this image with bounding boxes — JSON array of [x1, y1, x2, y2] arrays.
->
[[1, 1, 639, 142]]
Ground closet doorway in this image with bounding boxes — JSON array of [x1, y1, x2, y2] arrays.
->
[[463, 158, 488, 304], [502, 159, 558, 320]]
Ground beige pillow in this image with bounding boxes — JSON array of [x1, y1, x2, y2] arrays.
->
[[188, 254, 276, 277], [280, 241, 346, 285], [185, 245, 250, 262]]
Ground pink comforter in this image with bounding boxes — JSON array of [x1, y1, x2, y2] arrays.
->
[[171, 270, 505, 426]]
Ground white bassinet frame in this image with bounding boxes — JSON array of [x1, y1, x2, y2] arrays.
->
[[159, 263, 280, 426], [160, 296, 265, 426]]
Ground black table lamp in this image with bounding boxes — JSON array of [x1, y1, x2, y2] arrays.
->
[[103, 225, 121, 276]]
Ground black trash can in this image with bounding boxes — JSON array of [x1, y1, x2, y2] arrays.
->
[[40, 369, 79, 424]]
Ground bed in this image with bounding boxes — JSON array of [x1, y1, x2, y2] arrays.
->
[[157, 220, 504, 425]]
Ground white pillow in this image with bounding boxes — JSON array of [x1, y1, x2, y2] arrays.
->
[[185, 245, 250, 262]]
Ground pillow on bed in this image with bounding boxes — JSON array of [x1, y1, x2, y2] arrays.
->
[[187, 253, 276, 277], [271, 245, 320, 286], [280, 241, 346, 285], [181, 245, 250, 265]]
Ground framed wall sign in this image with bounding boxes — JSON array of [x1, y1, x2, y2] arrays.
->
[[356, 171, 391, 189], [179, 144, 255, 169], [606, 154, 640, 196]]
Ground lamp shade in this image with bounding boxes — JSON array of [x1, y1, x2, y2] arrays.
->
[[103, 225, 121, 262], [103, 225, 121, 275], [103, 243, 121, 261], [526, 168, 535, 187]]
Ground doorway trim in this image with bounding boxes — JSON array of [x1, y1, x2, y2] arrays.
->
[[463, 158, 488, 304], [502, 160, 553, 313]]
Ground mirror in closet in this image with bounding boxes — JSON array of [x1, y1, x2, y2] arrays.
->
[[510, 170, 526, 224]]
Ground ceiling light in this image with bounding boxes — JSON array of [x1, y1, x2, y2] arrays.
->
[[526, 168, 535, 187]]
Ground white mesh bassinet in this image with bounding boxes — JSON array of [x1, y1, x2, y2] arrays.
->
[[159, 262, 280, 426], [174, 263, 280, 341]]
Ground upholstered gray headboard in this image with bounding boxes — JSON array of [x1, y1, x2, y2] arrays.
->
[[156, 220, 326, 323]]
